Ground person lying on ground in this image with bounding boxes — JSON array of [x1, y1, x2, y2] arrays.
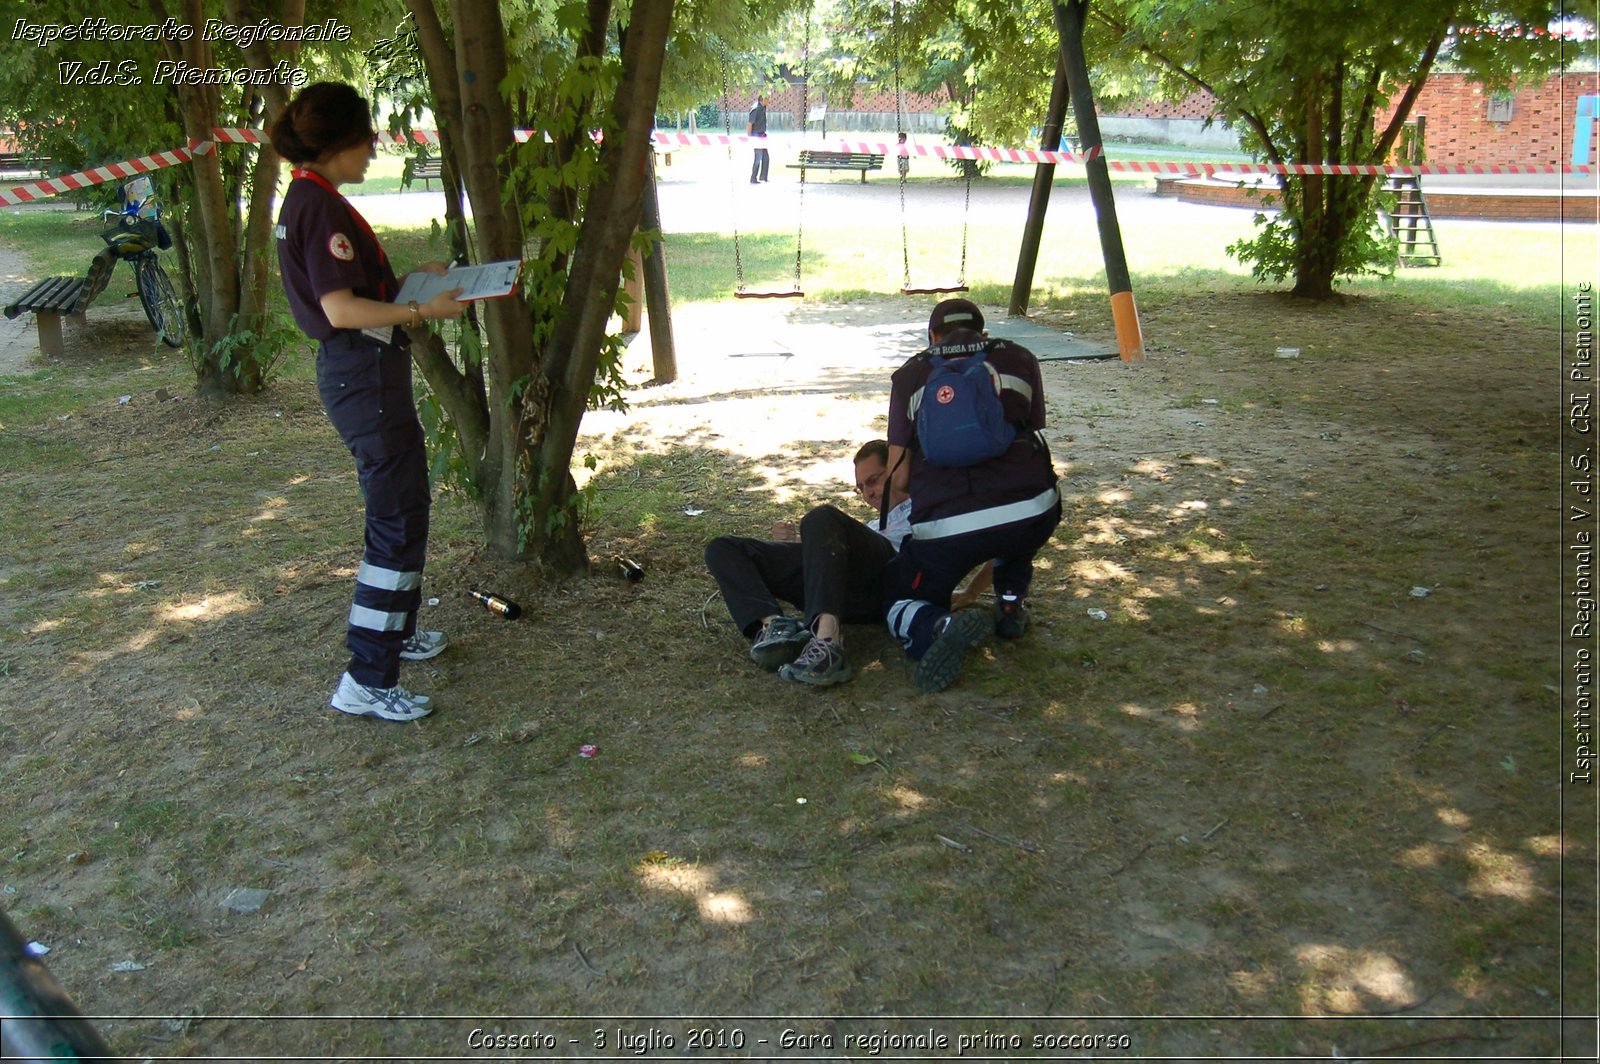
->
[[704, 440, 990, 688]]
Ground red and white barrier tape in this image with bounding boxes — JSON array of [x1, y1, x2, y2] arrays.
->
[[1110, 160, 1592, 176], [208, 127, 450, 147], [0, 140, 214, 206], [649, 130, 1105, 165], [669, 133, 1592, 175], [4, 127, 1591, 207]]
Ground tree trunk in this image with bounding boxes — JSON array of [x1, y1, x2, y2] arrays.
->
[[400, 0, 674, 571], [1009, 48, 1070, 317], [170, 2, 242, 398], [640, 153, 677, 385], [230, 138, 282, 393], [1290, 176, 1367, 300], [154, 0, 301, 397], [529, 0, 675, 572], [1285, 28, 1448, 299], [447, 0, 541, 560], [403, 0, 490, 472]]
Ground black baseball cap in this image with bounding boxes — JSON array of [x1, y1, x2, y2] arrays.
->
[[928, 298, 984, 335]]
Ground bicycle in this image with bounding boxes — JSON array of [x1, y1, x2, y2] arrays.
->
[[83, 176, 187, 347]]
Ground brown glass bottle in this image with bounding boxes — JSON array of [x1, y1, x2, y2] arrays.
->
[[467, 589, 522, 619]]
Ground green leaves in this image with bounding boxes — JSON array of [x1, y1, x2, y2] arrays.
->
[[1096, 0, 1576, 295]]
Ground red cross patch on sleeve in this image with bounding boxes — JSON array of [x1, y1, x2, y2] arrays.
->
[[327, 233, 354, 261]]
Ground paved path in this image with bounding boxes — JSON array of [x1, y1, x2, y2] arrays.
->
[[0, 236, 170, 376], [1, 166, 1155, 374], [0, 242, 35, 374], [3, 152, 1577, 375]]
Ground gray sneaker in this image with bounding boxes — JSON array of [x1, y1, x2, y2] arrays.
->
[[330, 672, 434, 721], [779, 637, 854, 686], [750, 615, 811, 671], [400, 630, 448, 661], [914, 610, 995, 693]]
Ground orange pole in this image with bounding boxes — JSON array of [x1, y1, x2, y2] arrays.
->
[[1110, 289, 1145, 362]]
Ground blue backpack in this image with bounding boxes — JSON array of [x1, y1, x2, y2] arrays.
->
[[913, 343, 1016, 467]]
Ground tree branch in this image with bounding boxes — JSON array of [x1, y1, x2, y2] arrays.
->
[[1373, 24, 1449, 164], [544, 1, 674, 484], [1090, 8, 1280, 166], [406, 0, 467, 212], [401, 2, 488, 475], [543, 0, 614, 279], [223, 0, 303, 118]]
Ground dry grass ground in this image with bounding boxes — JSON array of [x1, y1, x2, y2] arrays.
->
[[1, 234, 1595, 1057]]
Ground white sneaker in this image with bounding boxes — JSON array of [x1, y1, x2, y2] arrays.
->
[[399, 630, 448, 661], [330, 672, 434, 721]]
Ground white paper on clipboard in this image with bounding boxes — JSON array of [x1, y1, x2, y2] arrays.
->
[[395, 259, 522, 304]]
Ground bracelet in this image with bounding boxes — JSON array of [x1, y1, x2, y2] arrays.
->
[[407, 300, 422, 330]]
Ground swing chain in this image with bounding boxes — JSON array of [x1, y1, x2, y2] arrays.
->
[[719, 39, 747, 293], [893, 0, 912, 291], [792, 9, 810, 295], [958, 153, 972, 287]]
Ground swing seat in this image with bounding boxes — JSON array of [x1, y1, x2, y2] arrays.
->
[[735, 288, 805, 300], [900, 284, 969, 295]]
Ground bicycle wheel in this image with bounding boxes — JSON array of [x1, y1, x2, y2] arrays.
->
[[134, 254, 187, 347]]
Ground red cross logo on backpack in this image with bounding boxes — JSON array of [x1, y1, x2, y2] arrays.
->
[[935, 384, 956, 404]]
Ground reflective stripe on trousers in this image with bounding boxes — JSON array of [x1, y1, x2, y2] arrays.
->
[[318, 331, 431, 688]]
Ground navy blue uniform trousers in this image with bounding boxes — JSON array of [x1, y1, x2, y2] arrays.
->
[[887, 501, 1062, 659], [317, 331, 430, 688], [705, 505, 896, 638]]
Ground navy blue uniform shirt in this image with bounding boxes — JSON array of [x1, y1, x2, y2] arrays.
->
[[274, 170, 401, 343], [887, 328, 1055, 527]]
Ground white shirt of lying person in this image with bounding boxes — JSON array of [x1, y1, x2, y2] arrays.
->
[[879, 499, 913, 550]]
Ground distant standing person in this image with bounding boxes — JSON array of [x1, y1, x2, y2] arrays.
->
[[896, 131, 910, 178], [748, 94, 769, 183], [270, 81, 466, 722]]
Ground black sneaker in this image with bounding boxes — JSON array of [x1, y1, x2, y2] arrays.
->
[[914, 610, 994, 693], [750, 615, 811, 671], [995, 596, 1029, 639], [778, 637, 854, 686]]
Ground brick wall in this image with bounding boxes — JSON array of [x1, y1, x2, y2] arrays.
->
[[1111, 92, 1226, 121], [1378, 71, 1599, 168], [730, 83, 947, 120], [1165, 178, 1589, 221], [1107, 71, 1600, 167]]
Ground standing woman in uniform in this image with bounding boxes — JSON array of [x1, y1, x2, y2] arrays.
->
[[270, 82, 465, 721]]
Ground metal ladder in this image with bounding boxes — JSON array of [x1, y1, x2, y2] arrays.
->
[[1384, 174, 1441, 267]]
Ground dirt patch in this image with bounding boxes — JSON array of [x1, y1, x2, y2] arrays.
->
[[0, 240, 177, 375], [0, 283, 1583, 1058]]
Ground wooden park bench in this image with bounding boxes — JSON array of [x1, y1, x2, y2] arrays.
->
[[0, 151, 51, 176], [4, 276, 96, 356], [787, 149, 885, 183], [413, 155, 444, 190], [3, 256, 112, 357]]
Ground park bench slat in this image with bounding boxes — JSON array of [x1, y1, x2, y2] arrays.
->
[[413, 156, 444, 190], [4, 275, 90, 318], [0, 151, 51, 175], [787, 149, 886, 183], [4, 274, 96, 358]]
